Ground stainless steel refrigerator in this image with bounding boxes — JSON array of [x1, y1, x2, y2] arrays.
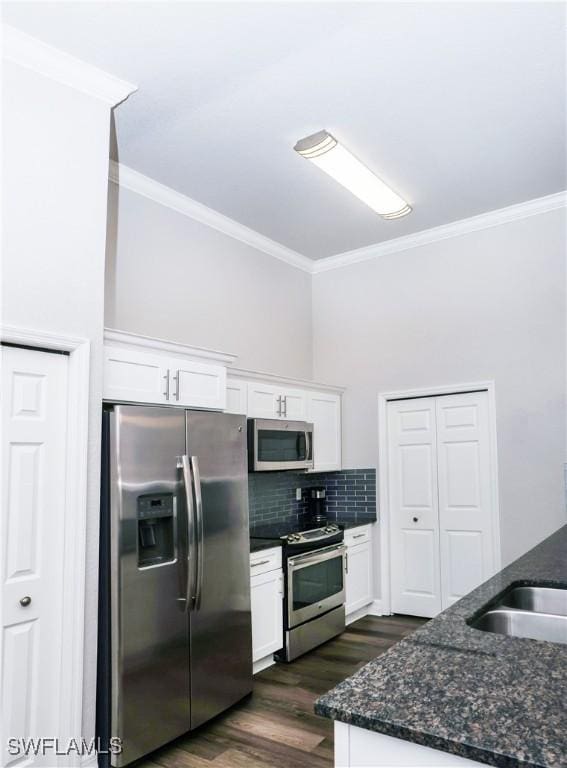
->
[[97, 405, 252, 767]]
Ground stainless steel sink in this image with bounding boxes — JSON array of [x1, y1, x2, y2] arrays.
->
[[499, 586, 567, 616], [471, 607, 567, 645]]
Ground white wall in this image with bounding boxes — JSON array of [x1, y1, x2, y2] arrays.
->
[[105, 184, 313, 379], [313, 209, 567, 568], [2, 60, 114, 743]]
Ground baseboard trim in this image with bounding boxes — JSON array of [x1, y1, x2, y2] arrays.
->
[[367, 599, 389, 617], [253, 655, 276, 675], [345, 604, 371, 625]]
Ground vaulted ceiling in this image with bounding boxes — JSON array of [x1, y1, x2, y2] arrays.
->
[[4, 1, 566, 259]]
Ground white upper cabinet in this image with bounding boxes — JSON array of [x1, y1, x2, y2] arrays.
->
[[247, 381, 282, 419], [103, 329, 233, 410], [226, 377, 248, 415], [246, 382, 307, 420], [229, 371, 343, 472], [307, 391, 341, 471], [104, 346, 170, 405], [280, 387, 307, 420], [173, 359, 226, 410]]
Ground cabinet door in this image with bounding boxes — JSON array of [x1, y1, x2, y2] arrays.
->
[[226, 378, 248, 415], [250, 570, 283, 662], [103, 346, 169, 404], [307, 392, 341, 471], [280, 387, 307, 420], [171, 358, 226, 410], [345, 542, 373, 615], [247, 382, 281, 419]]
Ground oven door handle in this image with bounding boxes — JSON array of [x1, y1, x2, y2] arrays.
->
[[287, 543, 346, 570]]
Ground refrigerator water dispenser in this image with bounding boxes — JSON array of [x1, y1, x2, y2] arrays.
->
[[137, 493, 174, 567]]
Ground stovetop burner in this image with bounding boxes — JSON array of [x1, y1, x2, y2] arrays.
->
[[250, 518, 342, 548]]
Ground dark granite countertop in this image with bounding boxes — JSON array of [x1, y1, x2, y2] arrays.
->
[[315, 524, 567, 768], [250, 537, 282, 553], [340, 518, 377, 530]]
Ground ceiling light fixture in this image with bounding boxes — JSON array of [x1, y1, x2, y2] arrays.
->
[[294, 130, 411, 220]]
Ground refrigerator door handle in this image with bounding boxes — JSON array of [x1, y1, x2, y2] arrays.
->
[[178, 455, 197, 611], [190, 455, 204, 610]]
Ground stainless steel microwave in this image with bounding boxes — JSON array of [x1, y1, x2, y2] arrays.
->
[[248, 418, 314, 472]]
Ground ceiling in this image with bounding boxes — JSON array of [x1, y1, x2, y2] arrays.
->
[[3, 1, 566, 260]]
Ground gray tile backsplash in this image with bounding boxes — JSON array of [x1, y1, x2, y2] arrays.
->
[[248, 468, 377, 527]]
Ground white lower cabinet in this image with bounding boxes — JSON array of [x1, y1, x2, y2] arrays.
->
[[250, 548, 283, 670], [345, 526, 373, 618], [335, 722, 485, 767]]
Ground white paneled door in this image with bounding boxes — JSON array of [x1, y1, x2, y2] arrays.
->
[[1, 345, 68, 766], [436, 393, 495, 608], [389, 391, 496, 618], [388, 398, 442, 617]]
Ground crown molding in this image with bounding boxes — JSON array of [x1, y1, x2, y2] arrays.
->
[[2, 25, 137, 106], [104, 328, 237, 365], [109, 161, 314, 273], [312, 191, 567, 273], [108, 157, 566, 276], [228, 366, 346, 394]]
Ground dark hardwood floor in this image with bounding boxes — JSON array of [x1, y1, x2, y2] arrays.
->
[[138, 615, 427, 768]]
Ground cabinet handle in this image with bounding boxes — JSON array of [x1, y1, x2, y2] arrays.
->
[[251, 559, 270, 568], [163, 369, 170, 400], [283, 395, 287, 417], [173, 370, 180, 401], [345, 552, 348, 574], [352, 533, 365, 539], [20, 596, 32, 607], [276, 396, 282, 417]]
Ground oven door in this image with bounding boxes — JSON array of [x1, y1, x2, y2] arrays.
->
[[287, 544, 346, 628], [250, 419, 314, 472]]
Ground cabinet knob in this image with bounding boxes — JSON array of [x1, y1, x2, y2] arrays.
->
[[20, 596, 32, 607], [412, 517, 419, 523]]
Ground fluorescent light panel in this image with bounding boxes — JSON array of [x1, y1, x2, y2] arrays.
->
[[294, 130, 411, 219]]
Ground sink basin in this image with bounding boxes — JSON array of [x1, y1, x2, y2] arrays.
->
[[471, 608, 567, 645], [499, 586, 567, 616]]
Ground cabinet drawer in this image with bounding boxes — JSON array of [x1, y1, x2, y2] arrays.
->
[[250, 547, 282, 576], [345, 525, 372, 547]]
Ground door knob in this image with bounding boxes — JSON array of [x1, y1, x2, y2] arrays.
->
[[20, 596, 32, 607], [412, 517, 419, 523]]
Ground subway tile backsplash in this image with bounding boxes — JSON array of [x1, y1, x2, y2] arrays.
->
[[248, 469, 377, 527]]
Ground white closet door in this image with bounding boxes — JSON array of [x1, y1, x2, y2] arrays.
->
[[388, 399, 442, 617], [1, 345, 68, 767], [436, 391, 495, 607]]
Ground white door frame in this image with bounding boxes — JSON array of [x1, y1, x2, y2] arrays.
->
[[377, 381, 501, 616], [1, 324, 90, 750]]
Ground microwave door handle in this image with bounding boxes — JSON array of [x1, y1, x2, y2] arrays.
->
[[305, 430, 311, 462], [178, 455, 196, 611], [191, 456, 204, 610]]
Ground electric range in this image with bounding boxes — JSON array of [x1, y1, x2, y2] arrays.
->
[[250, 520, 346, 661]]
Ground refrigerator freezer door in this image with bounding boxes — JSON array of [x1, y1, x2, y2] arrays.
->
[[110, 406, 190, 766], [185, 411, 253, 729]]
